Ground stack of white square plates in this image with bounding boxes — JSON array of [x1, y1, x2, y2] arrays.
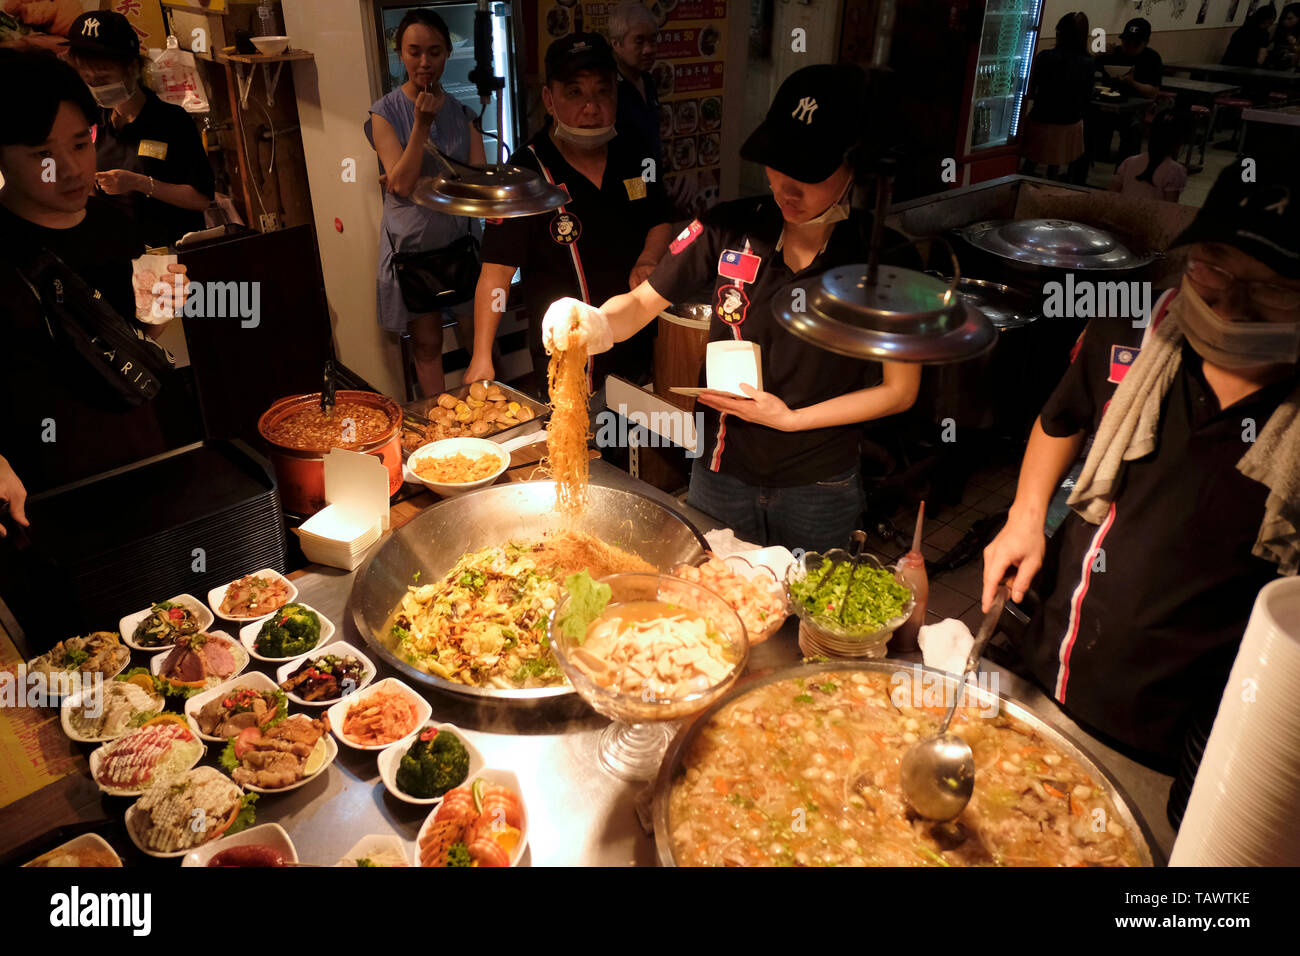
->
[[294, 504, 382, 571]]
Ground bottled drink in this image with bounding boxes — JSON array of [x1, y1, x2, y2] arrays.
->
[[573, 2, 584, 32], [256, 4, 278, 36], [893, 504, 930, 654]]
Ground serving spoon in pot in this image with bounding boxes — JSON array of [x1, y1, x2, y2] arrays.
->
[[900, 582, 1009, 821]]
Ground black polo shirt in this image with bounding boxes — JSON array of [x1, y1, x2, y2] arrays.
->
[[480, 126, 673, 387], [1095, 46, 1163, 87], [1016, 290, 1298, 766], [0, 199, 168, 493], [616, 70, 662, 170], [647, 197, 920, 487], [95, 89, 214, 249]]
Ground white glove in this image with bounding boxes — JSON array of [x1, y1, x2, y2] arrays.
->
[[541, 297, 614, 356]]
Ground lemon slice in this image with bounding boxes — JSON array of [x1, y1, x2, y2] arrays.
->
[[126, 673, 157, 694], [142, 713, 189, 729], [492, 826, 521, 855], [302, 737, 328, 776]]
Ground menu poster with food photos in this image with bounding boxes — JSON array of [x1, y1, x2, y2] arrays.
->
[[538, 0, 727, 219]]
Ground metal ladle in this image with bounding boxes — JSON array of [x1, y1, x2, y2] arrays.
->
[[899, 582, 1009, 821]]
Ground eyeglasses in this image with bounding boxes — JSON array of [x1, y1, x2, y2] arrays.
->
[[1186, 258, 1300, 316]]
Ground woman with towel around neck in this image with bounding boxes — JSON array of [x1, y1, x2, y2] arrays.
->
[[982, 161, 1300, 778]]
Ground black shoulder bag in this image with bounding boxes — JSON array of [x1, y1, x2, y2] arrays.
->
[[387, 225, 482, 313], [13, 249, 172, 407]]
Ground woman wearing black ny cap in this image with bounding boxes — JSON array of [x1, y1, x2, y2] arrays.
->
[[982, 161, 1300, 776], [540, 65, 921, 553], [63, 10, 214, 248]]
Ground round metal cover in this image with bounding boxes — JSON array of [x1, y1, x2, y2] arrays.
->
[[775, 265, 998, 363], [411, 163, 569, 218], [960, 218, 1153, 271], [951, 277, 1038, 330]]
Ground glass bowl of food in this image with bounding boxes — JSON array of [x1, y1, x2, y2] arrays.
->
[[549, 572, 749, 780], [785, 550, 914, 659], [670, 553, 790, 644]]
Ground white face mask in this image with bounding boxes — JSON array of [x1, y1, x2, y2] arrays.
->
[[1171, 277, 1300, 369], [789, 177, 853, 226], [89, 77, 136, 109], [553, 118, 616, 149]]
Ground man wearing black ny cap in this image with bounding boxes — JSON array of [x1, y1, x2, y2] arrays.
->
[[63, 10, 213, 248], [538, 65, 922, 552], [983, 161, 1300, 773], [466, 32, 672, 392], [1092, 18, 1163, 162]]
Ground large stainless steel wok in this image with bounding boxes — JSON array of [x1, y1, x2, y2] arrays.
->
[[349, 481, 708, 701], [653, 660, 1159, 866]]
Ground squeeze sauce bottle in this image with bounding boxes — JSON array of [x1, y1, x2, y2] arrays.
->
[[892, 502, 930, 654]]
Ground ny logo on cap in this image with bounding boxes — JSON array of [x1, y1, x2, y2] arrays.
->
[[791, 97, 818, 124], [82, 17, 100, 37]]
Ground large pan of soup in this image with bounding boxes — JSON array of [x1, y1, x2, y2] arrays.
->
[[654, 661, 1156, 867]]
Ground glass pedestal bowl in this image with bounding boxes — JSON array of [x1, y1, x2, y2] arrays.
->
[[549, 572, 750, 781], [785, 549, 915, 659]]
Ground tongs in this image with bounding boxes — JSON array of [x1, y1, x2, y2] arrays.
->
[[803, 529, 870, 624], [320, 359, 336, 420]]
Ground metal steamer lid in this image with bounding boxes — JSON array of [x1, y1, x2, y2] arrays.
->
[[776, 265, 998, 363], [960, 218, 1152, 271], [411, 146, 569, 219]]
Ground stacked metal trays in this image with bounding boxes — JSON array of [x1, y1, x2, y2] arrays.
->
[[400, 380, 550, 458], [652, 660, 1159, 866], [349, 481, 709, 701]]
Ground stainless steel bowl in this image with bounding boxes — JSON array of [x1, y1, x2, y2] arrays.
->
[[349, 481, 708, 702], [653, 660, 1159, 866]]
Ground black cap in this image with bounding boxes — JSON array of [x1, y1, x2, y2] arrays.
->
[[740, 64, 867, 184], [64, 11, 140, 60], [1121, 17, 1152, 42], [544, 33, 616, 84], [1172, 163, 1300, 278]]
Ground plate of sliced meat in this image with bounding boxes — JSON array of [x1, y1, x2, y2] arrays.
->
[[151, 631, 248, 694], [89, 717, 206, 797], [185, 672, 287, 743], [221, 713, 337, 793]]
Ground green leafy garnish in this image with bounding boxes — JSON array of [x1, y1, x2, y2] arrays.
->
[[794, 694, 814, 704], [445, 842, 472, 867], [64, 647, 90, 668], [818, 681, 838, 694], [557, 571, 611, 645], [356, 857, 375, 867], [227, 792, 258, 835], [219, 738, 240, 774], [412, 570, 422, 582], [127, 710, 161, 729], [512, 657, 558, 683], [391, 624, 410, 643]]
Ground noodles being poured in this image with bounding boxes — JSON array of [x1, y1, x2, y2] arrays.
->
[[544, 330, 591, 519]]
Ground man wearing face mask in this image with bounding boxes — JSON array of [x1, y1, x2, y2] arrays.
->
[[465, 33, 672, 391], [982, 162, 1300, 772], [63, 11, 214, 248]]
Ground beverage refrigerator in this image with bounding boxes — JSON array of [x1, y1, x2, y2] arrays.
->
[[373, 0, 523, 162], [961, 0, 1045, 174]]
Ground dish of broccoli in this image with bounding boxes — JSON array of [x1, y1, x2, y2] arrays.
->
[[253, 604, 321, 658], [396, 727, 470, 799]]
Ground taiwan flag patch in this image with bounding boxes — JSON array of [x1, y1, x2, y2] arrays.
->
[[1108, 344, 1140, 383], [717, 248, 761, 283], [670, 219, 703, 254]]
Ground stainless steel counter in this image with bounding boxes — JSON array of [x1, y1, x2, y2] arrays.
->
[[254, 462, 1177, 866]]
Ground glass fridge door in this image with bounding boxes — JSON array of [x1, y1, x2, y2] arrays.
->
[[377, 1, 520, 161], [967, 0, 1043, 152]]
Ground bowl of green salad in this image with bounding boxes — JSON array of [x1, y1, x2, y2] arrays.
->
[[785, 550, 914, 658]]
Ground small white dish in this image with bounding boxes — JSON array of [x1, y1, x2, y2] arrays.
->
[[120, 594, 214, 651], [326, 677, 431, 751], [182, 823, 297, 867], [336, 833, 411, 867], [275, 641, 375, 708], [226, 715, 337, 794], [415, 767, 529, 867], [250, 35, 290, 55], [184, 671, 284, 743], [89, 725, 205, 797], [150, 630, 248, 689], [208, 569, 297, 623], [23, 832, 122, 868], [59, 681, 166, 744], [125, 768, 244, 859], [404, 437, 510, 496], [238, 603, 334, 663], [377, 723, 485, 806]]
